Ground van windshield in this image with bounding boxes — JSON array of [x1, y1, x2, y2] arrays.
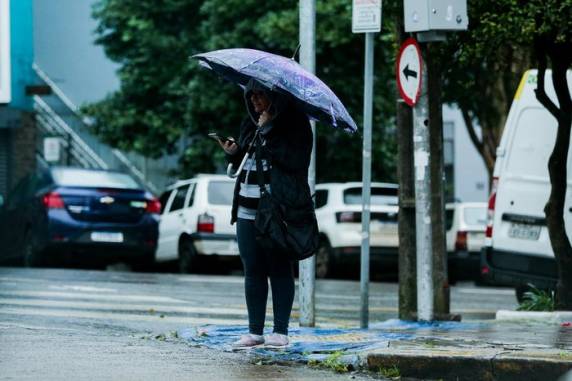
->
[[506, 108, 572, 179]]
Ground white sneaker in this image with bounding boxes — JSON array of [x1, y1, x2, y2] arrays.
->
[[264, 333, 289, 348], [232, 333, 264, 348]]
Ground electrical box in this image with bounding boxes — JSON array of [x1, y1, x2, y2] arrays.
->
[[404, 0, 468, 33]]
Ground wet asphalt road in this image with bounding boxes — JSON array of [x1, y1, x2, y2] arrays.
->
[[0, 267, 518, 380]]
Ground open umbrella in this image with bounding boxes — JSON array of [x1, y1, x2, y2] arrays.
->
[[192, 48, 357, 133]]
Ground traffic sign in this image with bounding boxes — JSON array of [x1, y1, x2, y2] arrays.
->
[[396, 38, 422, 107], [352, 0, 382, 33]]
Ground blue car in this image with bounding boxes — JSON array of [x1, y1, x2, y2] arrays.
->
[[0, 166, 160, 268]]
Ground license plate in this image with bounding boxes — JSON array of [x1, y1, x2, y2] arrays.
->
[[90, 232, 124, 243], [508, 223, 541, 240]]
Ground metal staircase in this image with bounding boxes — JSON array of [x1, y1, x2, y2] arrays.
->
[[33, 64, 180, 195]]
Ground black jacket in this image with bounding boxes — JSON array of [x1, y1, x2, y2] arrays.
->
[[228, 104, 313, 224]]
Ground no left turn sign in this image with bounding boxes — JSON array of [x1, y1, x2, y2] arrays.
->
[[396, 38, 422, 107]]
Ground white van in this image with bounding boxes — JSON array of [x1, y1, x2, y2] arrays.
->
[[481, 69, 572, 300]]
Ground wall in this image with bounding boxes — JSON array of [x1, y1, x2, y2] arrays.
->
[[442, 105, 489, 202]]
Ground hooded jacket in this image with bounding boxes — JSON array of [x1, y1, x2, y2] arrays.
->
[[227, 80, 314, 224]]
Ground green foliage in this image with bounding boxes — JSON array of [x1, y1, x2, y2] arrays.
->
[[378, 364, 400, 379], [517, 284, 555, 312], [84, 0, 399, 183], [308, 351, 350, 373]]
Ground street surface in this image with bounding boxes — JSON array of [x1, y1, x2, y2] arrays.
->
[[0, 267, 518, 380]]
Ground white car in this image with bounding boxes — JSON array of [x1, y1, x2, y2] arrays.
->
[[155, 174, 238, 273], [445, 202, 487, 281], [314, 182, 399, 278]]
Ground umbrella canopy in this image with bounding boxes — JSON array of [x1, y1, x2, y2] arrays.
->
[[192, 48, 357, 133]]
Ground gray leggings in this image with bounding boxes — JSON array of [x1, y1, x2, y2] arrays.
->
[[236, 218, 295, 335]]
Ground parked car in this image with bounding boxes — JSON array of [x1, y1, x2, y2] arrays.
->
[[314, 182, 399, 278], [445, 202, 487, 281], [0, 166, 160, 267], [481, 69, 572, 302], [155, 174, 238, 273]]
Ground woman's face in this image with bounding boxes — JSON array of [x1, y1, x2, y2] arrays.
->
[[250, 90, 271, 113]]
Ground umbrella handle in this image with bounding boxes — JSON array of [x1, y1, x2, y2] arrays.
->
[[227, 152, 250, 178]]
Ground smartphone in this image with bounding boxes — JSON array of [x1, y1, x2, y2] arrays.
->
[[208, 133, 235, 144]]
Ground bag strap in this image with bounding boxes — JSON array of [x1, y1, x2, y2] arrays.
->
[[254, 133, 268, 194]]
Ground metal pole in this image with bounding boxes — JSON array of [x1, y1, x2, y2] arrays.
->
[[412, 53, 434, 321], [299, 0, 316, 327], [360, 32, 374, 329]]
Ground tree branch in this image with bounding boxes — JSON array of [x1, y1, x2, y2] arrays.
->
[[534, 37, 560, 118], [460, 108, 484, 155]]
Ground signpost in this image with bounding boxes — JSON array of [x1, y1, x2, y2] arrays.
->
[[352, 0, 381, 329], [299, 0, 316, 327], [397, 37, 433, 321]]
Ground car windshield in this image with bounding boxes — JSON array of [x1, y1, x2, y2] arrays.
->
[[51, 168, 140, 189], [463, 206, 487, 227], [207, 181, 235, 205], [343, 186, 398, 205]]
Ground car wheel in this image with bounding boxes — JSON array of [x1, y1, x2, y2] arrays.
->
[[315, 239, 334, 279], [178, 239, 196, 274]]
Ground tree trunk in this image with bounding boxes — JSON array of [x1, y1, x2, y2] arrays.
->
[[536, 41, 572, 310], [396, 14, 417, 320], [427, 43, 450, 318]]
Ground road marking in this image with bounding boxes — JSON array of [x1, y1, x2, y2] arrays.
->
[[48, 285, 118, 293], [0, 307, 246, 326], [457, 288, 515, 296], [0, 298, 250, 317], [0, 291, 189, 304]]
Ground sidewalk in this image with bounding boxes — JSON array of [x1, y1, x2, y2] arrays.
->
[[181, 318, 572, 381]]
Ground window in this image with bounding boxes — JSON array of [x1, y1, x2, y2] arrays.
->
[[51, 168, 140, 189], [315, 190, 328, 208], [169, 185, 189, 212], [207, 181, 234, 205], [159, 191, 173, 214], [186, 184, 196, 207], [343, 186, 398, 206], [445, 208, 455, 231]]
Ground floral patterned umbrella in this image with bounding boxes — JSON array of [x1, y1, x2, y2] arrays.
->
[[192, 48, 357, 133]]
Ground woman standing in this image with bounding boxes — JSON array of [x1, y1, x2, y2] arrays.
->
[[217, 79, 313, 348]]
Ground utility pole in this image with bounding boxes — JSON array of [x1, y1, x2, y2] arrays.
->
[[299, 0, 316, 327], [400, 0, 468, 321]]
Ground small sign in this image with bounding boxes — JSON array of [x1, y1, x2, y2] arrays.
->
[[352, 0, 382, 33], [396, 38, 422, 106], [44, 137, 61, 162]]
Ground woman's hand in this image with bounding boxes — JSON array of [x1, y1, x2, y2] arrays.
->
[[219, 138, 238, 155], [258, 111, 272, 126]]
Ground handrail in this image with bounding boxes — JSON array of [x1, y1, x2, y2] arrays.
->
[[32, 63, 159, 193], [34, 96, 109, 169]]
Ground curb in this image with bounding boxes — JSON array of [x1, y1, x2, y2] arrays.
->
[[496, 310, 572, 323], [366, 349, 572, 381]]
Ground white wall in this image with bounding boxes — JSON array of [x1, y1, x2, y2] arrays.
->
[[33, 0, 120, 106], [443, 105, 489, 202]]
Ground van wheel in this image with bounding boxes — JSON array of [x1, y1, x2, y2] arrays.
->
[[515, 285, 530, 304], [178, 239, 196, 274], [315, 239, 334, 279]]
